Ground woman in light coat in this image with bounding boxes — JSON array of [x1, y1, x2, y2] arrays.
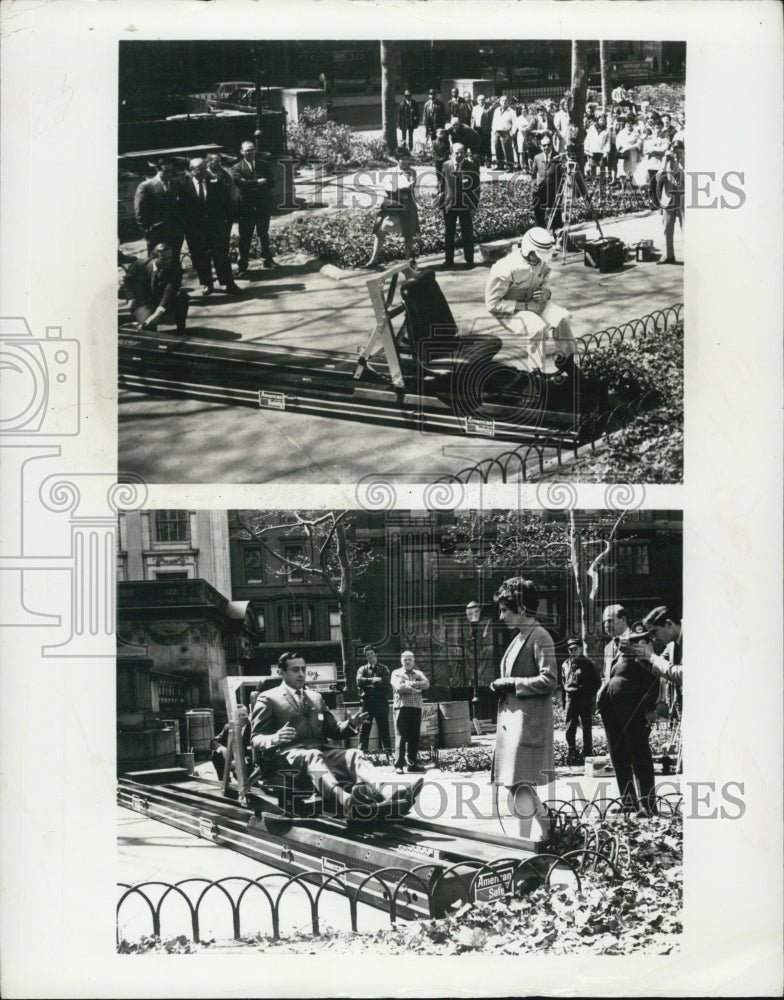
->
[[490, 577, 558, 840]]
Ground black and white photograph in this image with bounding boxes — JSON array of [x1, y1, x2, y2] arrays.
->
[[0, 1, 782, 998], [117, 38, 685, 485], [116, 507, 685, 953]]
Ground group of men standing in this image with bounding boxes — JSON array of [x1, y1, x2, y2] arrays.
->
[[125, 140, 277, 334]]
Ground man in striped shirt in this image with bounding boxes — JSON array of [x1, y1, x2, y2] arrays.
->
[[390, 651, 430, 774]]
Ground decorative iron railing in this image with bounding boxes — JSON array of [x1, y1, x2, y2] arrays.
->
[[118, 793, 682, 945], [434, 304, 682, 484]]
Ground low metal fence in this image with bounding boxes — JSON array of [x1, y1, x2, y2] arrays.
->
[[117, 792, 681, 945], [434, 303, 682, 485]]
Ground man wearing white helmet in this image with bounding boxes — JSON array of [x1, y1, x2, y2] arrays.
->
[[484, 227, 577, 375]]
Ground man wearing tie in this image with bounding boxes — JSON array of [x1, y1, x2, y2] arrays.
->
[[122, 243, 189, 334], [133, 158, 184, 259], [251, 652, 421, 821], [180, 158, 241, 297], [441, 143, 480, 270], [530, 135, 560, 229], [232, 140, 277, 276], [601, 603, 628, 683]]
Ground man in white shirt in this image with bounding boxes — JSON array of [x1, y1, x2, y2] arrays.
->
[[491, 95, 517, 172], [390, 651, 430, 774]]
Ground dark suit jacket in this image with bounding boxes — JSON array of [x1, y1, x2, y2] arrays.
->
[[442, 158, 481, 212], [448, 123, 480, 154], [133, 176, 182, 234], [212, 722, 251, 759], [232, 156, 275, 214], [423, 98, 447, 135], [124, 257, 184, 311], [531, 151, 557, 186], [397, 98, 420, 130], [179, 175, 226, 235], [598, 653, 659, 720], [251, 684, 352, 753]]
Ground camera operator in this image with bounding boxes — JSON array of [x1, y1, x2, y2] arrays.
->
[[655, 140, 685, 264]]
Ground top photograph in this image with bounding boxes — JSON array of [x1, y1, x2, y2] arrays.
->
[[117, 38, 685, 486]]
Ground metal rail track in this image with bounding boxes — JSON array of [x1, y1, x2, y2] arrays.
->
[[118, 772, 554, 920]]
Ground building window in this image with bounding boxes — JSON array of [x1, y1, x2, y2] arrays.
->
[[277, 602, 316, 642], [154, 510, 189, 543], [283, 544, 305, 582], [617, 543, 651, 575], [154, 570, 189, 580], [244, 547, 264, 584], [328, 605, 341, 642]]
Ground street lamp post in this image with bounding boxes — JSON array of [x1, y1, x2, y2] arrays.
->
[[465, 600, 481, 724]]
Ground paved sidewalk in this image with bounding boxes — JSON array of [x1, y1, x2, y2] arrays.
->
[[119, 208, 683, 485]]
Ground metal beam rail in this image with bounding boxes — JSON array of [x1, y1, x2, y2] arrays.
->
[[117, 777, 682, 944]]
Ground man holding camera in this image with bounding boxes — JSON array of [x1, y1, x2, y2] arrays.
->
[[655, 140, 685, 264], [598, 621, 661, 816]]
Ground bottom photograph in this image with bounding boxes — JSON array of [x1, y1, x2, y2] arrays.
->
[[115, 506, 683, 956]]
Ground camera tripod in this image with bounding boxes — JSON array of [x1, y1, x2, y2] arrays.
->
[[546, 157, 604, 261]]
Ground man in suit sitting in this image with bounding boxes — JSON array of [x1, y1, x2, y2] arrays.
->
[[122, 243, 189, 334], [211, 704, 252, 781], [251, 652, 421, 821], [441, 143, 480, 270]]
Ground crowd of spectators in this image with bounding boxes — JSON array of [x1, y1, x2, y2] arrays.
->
[[402, 86, 684, 187]]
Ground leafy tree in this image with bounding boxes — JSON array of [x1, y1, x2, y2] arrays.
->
[[443, 510, 628, 641], [229, 510, 377, 689]]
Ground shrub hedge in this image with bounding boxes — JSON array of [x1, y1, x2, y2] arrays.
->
[[269, 178, 652, 270]]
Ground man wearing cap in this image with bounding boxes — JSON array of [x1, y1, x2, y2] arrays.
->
[[442, 143, 481, 270], [423, 89, 447, 142], [484, 227, 577, 375], [491, 95, 517, 172], [637, 606, 683, 725], [597, 621, 660, 815], [397, 89, 420, 149], [355, 645, 393, 761], [560, 638, 601, 761]]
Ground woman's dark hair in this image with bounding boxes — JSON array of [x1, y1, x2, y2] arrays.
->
[[492, 577, 539, 615], [394, 145, 411, 159]]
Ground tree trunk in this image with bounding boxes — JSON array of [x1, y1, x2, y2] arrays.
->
[[599, 40, 611, 111], [570, 40, 590, 161], [380, 41, 399, 154], [334, 520, 357, 694]]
